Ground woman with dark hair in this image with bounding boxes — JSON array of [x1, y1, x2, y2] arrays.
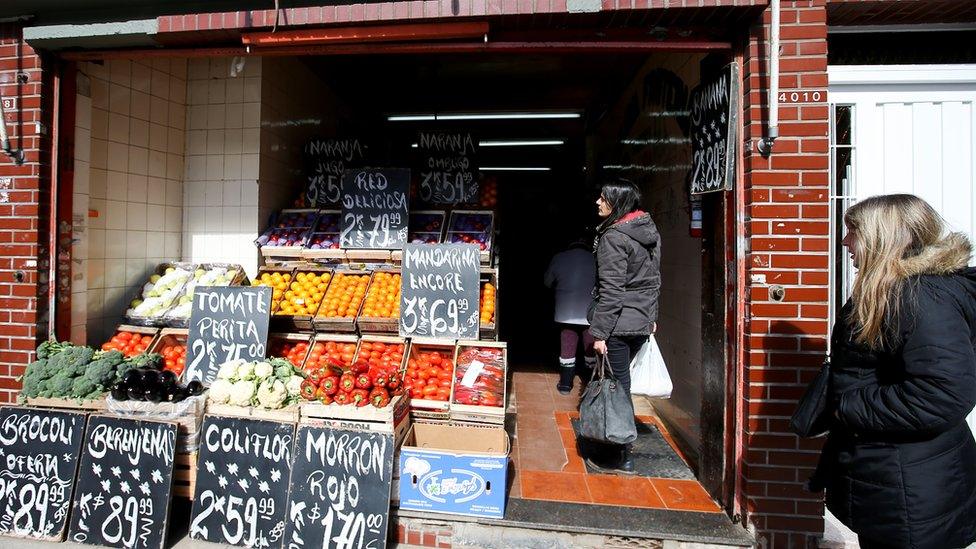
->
[[810, 194, 976, 548], [586, 179, 661, 474]]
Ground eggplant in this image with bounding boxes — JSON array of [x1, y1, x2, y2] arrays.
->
[[126, 386, 144, 401], [140, 369, 160, 386], [158, 370, 177, 387], [186, 380, 204, 397], [110, 385, 128, 401], [144, 385, 163, 403], [121, 369, 141, 387], [167, 386, 187, 403]]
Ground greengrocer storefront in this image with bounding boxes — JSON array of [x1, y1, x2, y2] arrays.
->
[[0, 0, 838, 546]]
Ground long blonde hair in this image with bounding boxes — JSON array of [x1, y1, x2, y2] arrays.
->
[[845, 194, 971, 349]]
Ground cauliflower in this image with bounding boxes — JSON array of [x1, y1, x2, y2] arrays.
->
[[285, 375, 304, 396], [256, 379, 287, 409], [228, 380, 257, 406], [254, 361, 274, 379], [208, 379, 234, 404], [236, 362, 256, 380], [216, 359, 245, 380]]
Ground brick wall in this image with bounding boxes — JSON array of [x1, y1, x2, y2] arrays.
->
[[741, 1, 830, 547], [0, 25, 49, 403]]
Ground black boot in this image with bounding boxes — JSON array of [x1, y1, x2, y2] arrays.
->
[[556, 362, 575, 394], [585, 444, 637, 476]]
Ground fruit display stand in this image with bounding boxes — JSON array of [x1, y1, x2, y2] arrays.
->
[[250, 266, 297, 314], [300, 333, 360, 372], [403, 338, 456, 420], [449, 340, 507, 425], [148, 328, 188, 380], [356, 268, 401, 333], [162, 263, 248, 327], [480, 269, 499, 340], [312, 269, 372, 333], [124, 262, 197, 326], [344, 248, 394, 264], [267, 332, 315, 369], [447, 210, 494, 265], [300, 393, 411, 445], [270, 267, 333, 332], [302, 210, 345, 261], [392, 210, 447, 263], [173, 452, 198, 499], [356, 334, 410, 371], [257, 208, 319, 259]]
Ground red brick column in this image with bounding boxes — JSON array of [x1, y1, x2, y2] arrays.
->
[[741, 1, 830, 546], [0, 25, 50, 403]]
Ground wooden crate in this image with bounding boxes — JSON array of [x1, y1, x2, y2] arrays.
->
[[355, 335, 409, 370], [344, 249, 393, 263], [270, 267, 332, 332], [103, 324, 161, 355], [24, 396, 107, 411], [205, 403, 301, 423], [148, 327, 188, 380], [313, 269, 372, 333], [266, 332, 315, 370], [172, 451, 198, 499], [301, 333, 359, 372], [356, 268, 401, 333], [123, 262, 198, 327], [252, 266, 297, 314], [300, 393, 411, 445], [408, 210, 447, 244], [449, 340, 507, 425], [258, 209, 320, 259], [404, 338, 456, 420], [104, 395, 206, 453], [480, 268, 499, 340], [302, 210, 345, 261], [446, 210, 494, 265]]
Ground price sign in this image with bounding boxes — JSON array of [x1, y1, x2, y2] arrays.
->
[[67, 416, 178, 549], [417, 132, 478, 206], [689, 62, 739, 194], [399, 243, 480, 339], [189, 415, 294, 548], [284, 426, 395, 549], [184, 286, 272, 384], [0, 408, 86, 541], [339, 168, 410, 250], [304, 138, 367, 207]]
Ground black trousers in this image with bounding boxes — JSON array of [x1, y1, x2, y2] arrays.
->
[[604, 334, 646, 395]]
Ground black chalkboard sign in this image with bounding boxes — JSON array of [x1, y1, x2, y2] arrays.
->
[[0, 407, 86, 541], [417, 132, 479, 205], [283, 426, 395, 549], [189, 415, 294, 548], [304, 137, 367, 207], [339, 168, 410, 250], [185, 286, 273, 384], [67, 415, 177, 549], [689, 62, 740, 194], [399, 243, 480, 339]]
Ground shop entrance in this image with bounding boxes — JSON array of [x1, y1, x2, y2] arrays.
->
[[64, 41, 745, 542]]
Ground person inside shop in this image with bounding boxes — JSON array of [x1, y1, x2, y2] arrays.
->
[[544, 230, 597, 394], [809, 194, 976, 548], [587, 179, 661, 475]]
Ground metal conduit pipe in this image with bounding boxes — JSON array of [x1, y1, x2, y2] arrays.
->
[[758, 0, 780, 155]]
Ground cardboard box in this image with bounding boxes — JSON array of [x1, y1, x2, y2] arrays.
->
[[397, 422, 509, 519]]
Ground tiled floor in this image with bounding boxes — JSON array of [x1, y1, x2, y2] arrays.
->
[[510, 369, 722, 513]]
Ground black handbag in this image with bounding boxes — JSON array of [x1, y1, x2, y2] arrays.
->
[[579, 354, 638, 444], [790, 359, 832, 438]]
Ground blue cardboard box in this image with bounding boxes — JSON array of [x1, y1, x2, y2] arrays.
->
[[397, 422, 509, 519]]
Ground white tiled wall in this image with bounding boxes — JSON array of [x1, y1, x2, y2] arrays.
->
[[85, 59, 187, 345], [71, 73, 93, 346], [183, 57, 262, 277]]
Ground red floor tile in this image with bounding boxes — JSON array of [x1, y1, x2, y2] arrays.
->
[[585, 475, 666, 509], [648, 479, 722, 513], [554, 411, 574, 430], [519, 471, 591, 503]]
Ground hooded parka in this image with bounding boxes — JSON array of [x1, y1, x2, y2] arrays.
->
[[588, 212, 661, 341], [817, 236, 976, 549]]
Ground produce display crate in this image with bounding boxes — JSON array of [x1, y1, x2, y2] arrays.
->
[[300, 333, 360, 372], [302, 210, 345, 261], [300, 393, 411, 445], [449, 340, 507, 425], [105, 395, 206, 454], [103, 324, 161, 356], [172, 451, 198, 499], [266, 332, 315, 370], [312, 269, 373, 333], [160, 263, 249, 328], [356, 268, 401, 333], [446, 210, 494, 265], [480, 268, 499, 340], [258, 208, 320, 258], [344, 249, 393, 263], [147, 328, 189, 380], [124, 262, 197, 327], [205, 404, 301, 423], [251, 266, 297, 314], [24, 396, 108, 411], [407, 210, 447, 244], [355, 335, 410, 371], [270, 266, 333, 332], [404, 338, 457, 420]]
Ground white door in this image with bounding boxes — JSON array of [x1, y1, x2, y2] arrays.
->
[[829, 64, 976, 436]]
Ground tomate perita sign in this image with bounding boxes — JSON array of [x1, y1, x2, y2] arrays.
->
[[399, 243, 480, 340], [184, 286, 273, 384]]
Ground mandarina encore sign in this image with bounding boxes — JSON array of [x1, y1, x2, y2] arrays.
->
[[689, 62, 740, 194]]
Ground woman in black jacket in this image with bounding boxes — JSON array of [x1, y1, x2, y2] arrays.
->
[[586, 180, 661, 475], [814, 194, 976, 548]]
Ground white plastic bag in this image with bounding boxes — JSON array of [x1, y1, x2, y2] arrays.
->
[[630, 335, 672, 398]]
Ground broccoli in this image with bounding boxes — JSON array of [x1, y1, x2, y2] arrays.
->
[[127, 353, 162, 370], [47, 372, 75, 398], [47, 346, 95, 377], [70, 376, 101, 400], [17, 359, 47, 401], [36, 339, 71, 360], [84, 351, 125, 386], [36, 378, 53, 398]]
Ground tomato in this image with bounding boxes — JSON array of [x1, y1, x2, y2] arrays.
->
[[438, 378, 452, 388], [422, 385, 438, 396], [436, 387, 451, 400]]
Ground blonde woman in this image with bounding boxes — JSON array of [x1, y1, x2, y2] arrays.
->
[[810, 194, 976, 548]]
